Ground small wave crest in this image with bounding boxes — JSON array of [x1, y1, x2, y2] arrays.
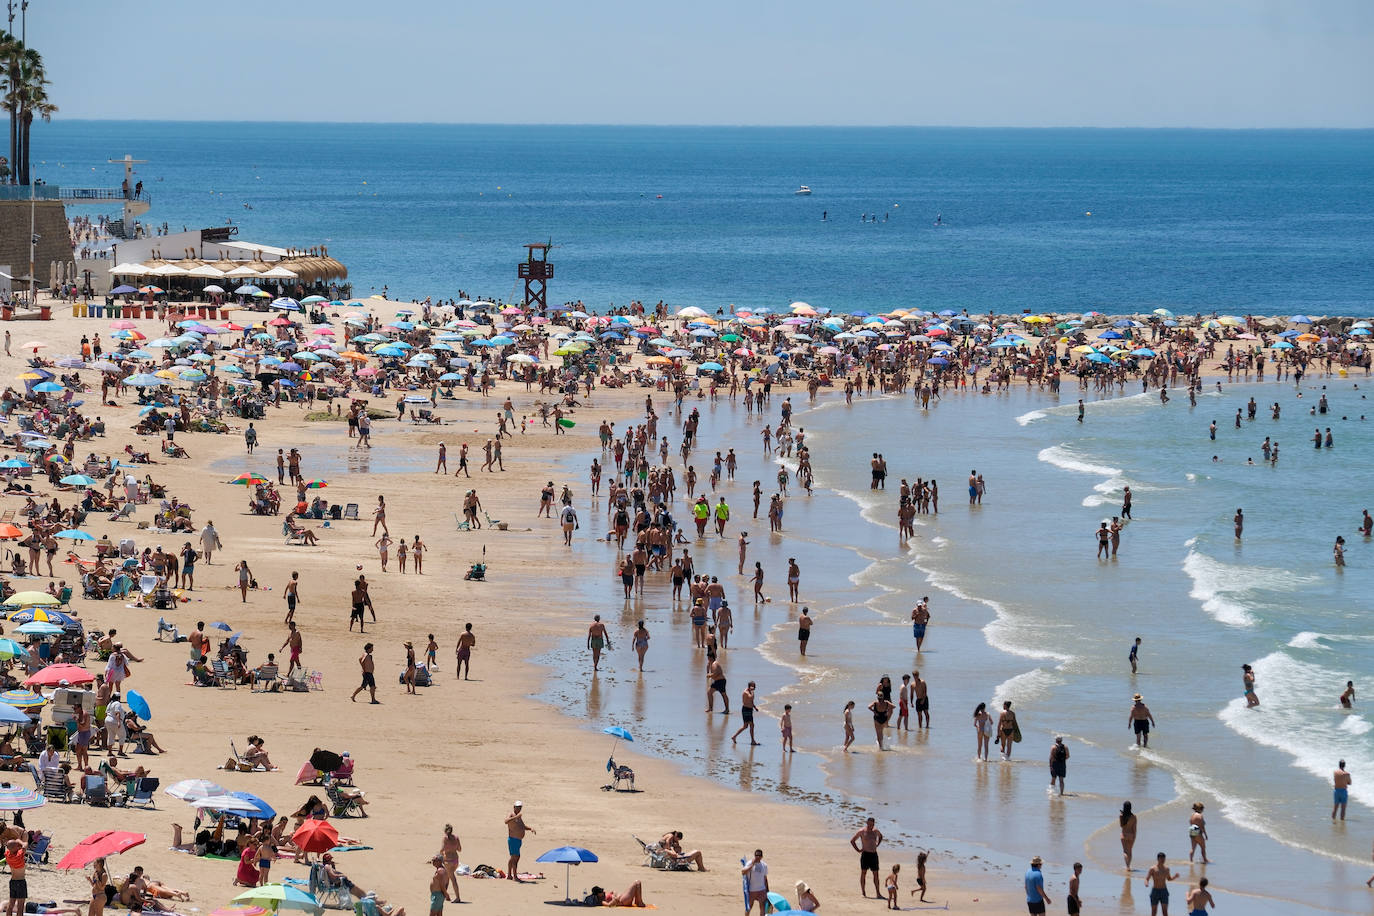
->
[[992, 667, 1062, 705], [1015, 409, 1047, 427], [1181, 548, 1316, 628], [1038, 444, 1123, 478]]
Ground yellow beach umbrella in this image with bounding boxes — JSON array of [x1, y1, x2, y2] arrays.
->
[[2, 591, 61, 608]]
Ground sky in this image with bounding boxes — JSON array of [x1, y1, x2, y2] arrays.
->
[[31, 0, 1374, 127]]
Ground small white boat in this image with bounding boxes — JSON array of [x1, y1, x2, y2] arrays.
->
[[794, 185, 812, 196]]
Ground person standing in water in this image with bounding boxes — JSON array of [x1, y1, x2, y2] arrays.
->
[[1185, 877, 1215, 915], [1145, 852, 1179, 916], [1129, 637, 1142, 674], [1129, 694, 1156, 747], [1234, 508, 1244, 540], [1333, 760, 1352, 821], [1242, 663, 1259, 707], [587, 615, 611, 672], [1188, 803, 1209, 864], [1341, 680, 1356, 708]]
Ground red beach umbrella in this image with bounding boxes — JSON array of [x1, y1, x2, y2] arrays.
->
[[291, 819, 340, 854], [24, 663, 95, 687], [57, 830, 146, 869]]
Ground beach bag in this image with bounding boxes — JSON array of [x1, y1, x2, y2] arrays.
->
[[980, 717, 994, 737], [1012, 722, 1022, 743]]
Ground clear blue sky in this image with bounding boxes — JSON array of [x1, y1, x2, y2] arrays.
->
[[35, 0, 1374, 127]]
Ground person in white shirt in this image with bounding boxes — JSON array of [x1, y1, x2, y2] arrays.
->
[[36, 744, 61, 776], [742, 849, 769, 915]]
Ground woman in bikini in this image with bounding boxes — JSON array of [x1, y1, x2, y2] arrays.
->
[[997, 701, 1018, 760], [439, 824, 462, 903], [89, 857, 109, 916], [632, 621, 650, 672], [869, 693, 894, 750]]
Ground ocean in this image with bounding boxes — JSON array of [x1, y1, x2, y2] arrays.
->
[[37, 123, 1374, 317], [523, 373, 1374, 915]]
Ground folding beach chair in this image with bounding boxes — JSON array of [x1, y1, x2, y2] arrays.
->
[[452, 512, 470, 532], [25, 833, 50, 866], [127, 777, 159, 809], [40, 769, 73, 803], [211, 659, 237, 689], [326, 782, 365, 818], [342, 503, 359, 520], [632, 835, 690, 871], [81, 774, 111, 807], [308, 861, 353, 909]]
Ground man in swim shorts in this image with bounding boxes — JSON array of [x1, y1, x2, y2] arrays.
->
[[1334, 760, 1352, 820], [911, 597, 931, 650], [1144, 852, 1177, 916], [849, 817, 884, 898], [705, 659, 729, 713], [1067, 861, 1082, 915], [504, 802, 534, 881], [731, 682, 759, 745], [1129, 694, 1156, 747], [429, 855, 450, 914]]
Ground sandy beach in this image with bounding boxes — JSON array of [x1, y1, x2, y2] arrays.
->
[[6, 301, 1045, 916]]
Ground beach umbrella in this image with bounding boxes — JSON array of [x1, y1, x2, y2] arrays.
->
[[291, 820, 339, 854], [0, 459, 30, 470], [55, 529, 95, 541], [602, 725, 634, 756], [232, 884, 322, 915], [125, 373, 164, 387], [0, 639, 29, 661], [127, 689, 152, 720], [192, 795, 271, 815], [308, 749, 344, 773], [0, 524, 24, 540], [535, 847, 599, 904], [766, 891, 793, 910], [303, 479, 328, 489], [228, 791, 276, 818], [25, 664, 95, 687], [0, 701, 32, 723], [2, 591, 60, 608], [31, 381, 64, 393], [228, 473, 270, 486], [15, 621, 63, 636], [109, 286, 139, 296], [60, 474, 98, 487], [57, 830, 146, 870], [165, 778, 228, 802], [3, 608, 75, 628], [0, 689, 45, 708], [0, 784, 44, 811]]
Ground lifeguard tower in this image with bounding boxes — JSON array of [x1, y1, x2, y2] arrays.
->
[[517, 242, 553, 312]]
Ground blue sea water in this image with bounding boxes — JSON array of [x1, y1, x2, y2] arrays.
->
[[36, 123, 1374, 316]]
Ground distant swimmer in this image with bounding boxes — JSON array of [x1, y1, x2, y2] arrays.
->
[[1334, 535, 1346, 567], [1233, 508, 1244, 539], [822, 211, 828, 221], [1361, 510, 1372, 536], [1341, 680, 1356, 708], [934, 213, 942, 226]]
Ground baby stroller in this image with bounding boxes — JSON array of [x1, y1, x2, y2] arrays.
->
[[603, 756, 635, 792]]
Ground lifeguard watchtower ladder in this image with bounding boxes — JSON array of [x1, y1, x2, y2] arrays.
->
[[518, 242, 553, 312]]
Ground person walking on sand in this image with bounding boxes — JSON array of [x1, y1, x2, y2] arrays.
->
[[350, 643, 377, 704], [504, 802, 534, 881], [235, 560, 253, 603], [439, 825, 462, 902], [283, 571, 300, 625], [372, 495, 388, 536], [281, 622, 303, 679], [375, 533, 393, 571], [1185, 877, 1214, 915], [732, 681, 760, 745], [456, 623, 475, 679], [199, 520, 222, 565], [1145, 852, 1178, 916], [850, 817, 884, 898], [1188, 803, 1209, 863], [780, 704, 794, 752], [884, 864, 900, 909], [587, 615, 611, 672], [1129, 693, 1157, 747], [1025, 856, 1052, 915], [1334, 759, 1352, 820], [1242, 663, 1259, 707], [435, 442, 447, 474]]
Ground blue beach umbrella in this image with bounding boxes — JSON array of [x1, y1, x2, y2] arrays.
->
[[0, 459, 30, 469], [126, 689, 151, 720], [1289, 315, 1313, 324], [535, 847, 599, 903], [55, 529, 95, 541], [31, 381, 64, 393], [227, 791, 276, 819], [0, 639, 30, 661], [602, 725, 634, 755]]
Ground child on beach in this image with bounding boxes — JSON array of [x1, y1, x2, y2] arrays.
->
[[911, 851, 929, 903], [843, 701, 855, 752], [781, 704, 794, 753], [885, 863, 900, 909]]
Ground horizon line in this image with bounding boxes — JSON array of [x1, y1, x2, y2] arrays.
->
[[44, 119, 1374, 131]]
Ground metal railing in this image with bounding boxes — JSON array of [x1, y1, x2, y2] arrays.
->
[[0, 185, 151, 204]]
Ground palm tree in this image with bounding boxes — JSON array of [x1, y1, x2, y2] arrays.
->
[[0, 30, 20, 184], [18, 81, 55, 186]]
